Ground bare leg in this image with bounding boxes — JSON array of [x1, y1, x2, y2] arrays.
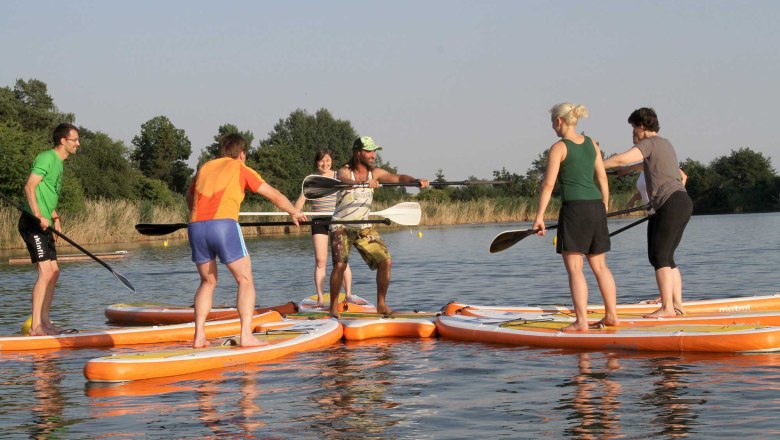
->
[[311, 234, 329, 306], [193, 260, 218, 348], [375, 258, 393, 315], [586, 253, 619, 327], [329, 261, 348, 318], [343, 264, 361, 302], [225, 256, 267, 348], [561, 252, 589, 332], [671, 267, 685, 314], [644, 267, 678, 318], [42, 260, 62, 333], [29, 260, 60, 336]]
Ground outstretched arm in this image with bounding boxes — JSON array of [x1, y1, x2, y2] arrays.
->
[[373, 168, 430, 188], [256, 183, 307, 225], [603, 147, 644, 170]]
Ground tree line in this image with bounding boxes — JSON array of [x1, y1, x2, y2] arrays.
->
[[1, 78, 778, 217]]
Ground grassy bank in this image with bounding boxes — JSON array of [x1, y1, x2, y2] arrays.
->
[[0, 194, 637, 250]]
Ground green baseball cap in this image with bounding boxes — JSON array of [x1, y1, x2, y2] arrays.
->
[[353, 136, 383, 151]]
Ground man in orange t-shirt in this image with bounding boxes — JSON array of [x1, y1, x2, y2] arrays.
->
[[186, 133, 306, 348]]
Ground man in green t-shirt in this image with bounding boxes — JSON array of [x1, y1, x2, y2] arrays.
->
[[18, 123, 79, 336]]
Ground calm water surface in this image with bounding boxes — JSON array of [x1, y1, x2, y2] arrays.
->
[[1, 213, 779, 438]]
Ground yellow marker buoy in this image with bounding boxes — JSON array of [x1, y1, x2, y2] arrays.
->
[[417, 231, 423, 238], [553, 235, 557, 246], [21, 315, 32, 335], [163, 240, 169, 247]]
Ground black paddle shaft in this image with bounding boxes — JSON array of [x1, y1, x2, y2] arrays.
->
[[0, 193, 136, 292]]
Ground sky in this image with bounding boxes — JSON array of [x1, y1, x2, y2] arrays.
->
[[2, 0, 779, 181]]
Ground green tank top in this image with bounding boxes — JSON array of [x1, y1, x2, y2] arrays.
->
[[558, 137, 602, 202]]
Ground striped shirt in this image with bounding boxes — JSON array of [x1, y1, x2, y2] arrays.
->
[[331, 170, 373, 229], [309, 170, 338, 214]]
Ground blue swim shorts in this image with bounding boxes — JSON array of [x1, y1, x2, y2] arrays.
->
[[188, 219, 248, 265]]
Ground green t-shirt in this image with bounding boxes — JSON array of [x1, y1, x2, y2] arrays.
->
[[24, 149, 64, 222]]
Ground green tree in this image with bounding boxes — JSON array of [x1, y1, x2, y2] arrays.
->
[[250, 108, 357, 198], [197, 123, 256, 169], [68, 128, 137, 200], [11, 79, 73, 132], [0, 121, 48, 198], [130, 116, 193, 193], [710, 148, 777, 212]]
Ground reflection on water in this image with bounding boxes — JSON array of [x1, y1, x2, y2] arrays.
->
[[0, 213, 779, 437], [558, 353, 622, 439], [308, 341, 399, 436], [643, 357, 701, 438]]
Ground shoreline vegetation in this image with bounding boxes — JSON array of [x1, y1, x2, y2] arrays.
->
[[0, 194, 638, 251]]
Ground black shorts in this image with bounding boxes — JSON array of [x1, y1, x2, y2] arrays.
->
[[18, 215, 57, 263], [556, 200, 610, 255], [647, 190, 692, 269], [310, 216, 331, 236]]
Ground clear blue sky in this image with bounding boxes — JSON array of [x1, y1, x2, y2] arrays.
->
[[2, 1, 778, 180]]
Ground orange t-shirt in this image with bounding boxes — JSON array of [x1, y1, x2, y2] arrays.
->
[[189, 157, 265, 222]]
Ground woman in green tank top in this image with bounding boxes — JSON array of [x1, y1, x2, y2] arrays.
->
[[533, 103, 619, 332]]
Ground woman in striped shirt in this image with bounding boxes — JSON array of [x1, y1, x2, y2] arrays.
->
[[295, 148, 356, 307]]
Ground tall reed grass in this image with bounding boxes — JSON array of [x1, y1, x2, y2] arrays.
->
[[0, 193, 639, 249]]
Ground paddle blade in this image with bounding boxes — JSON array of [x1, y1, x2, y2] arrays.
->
[[135, 223, 188, 236], [489, 229, 537, 253], [302, 174, 343, 200], [372, 202, 422, 226], [114, 271, 136, 293]]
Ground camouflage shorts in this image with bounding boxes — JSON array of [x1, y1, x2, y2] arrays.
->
[[330, 226, 391, 271]]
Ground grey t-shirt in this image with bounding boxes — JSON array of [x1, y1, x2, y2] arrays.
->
[[634, 136, 685, 210]]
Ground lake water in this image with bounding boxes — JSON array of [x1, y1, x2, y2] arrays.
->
[[1, 213, 779, 438]]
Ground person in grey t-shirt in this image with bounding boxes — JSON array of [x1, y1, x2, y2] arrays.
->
[[603, 108, 693, 318]]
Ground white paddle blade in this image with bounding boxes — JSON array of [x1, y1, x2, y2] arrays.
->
[[372, 202, 421, 226]]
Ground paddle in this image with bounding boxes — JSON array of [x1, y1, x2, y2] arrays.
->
[[609, 216, 649, 237], [302, 174, 505, 200], [489, 204, 649, 253], [0, 193, 136, 293], [136, 202, 422, 236], [239, 201, 422, 226], [137, 219, 390, 236]]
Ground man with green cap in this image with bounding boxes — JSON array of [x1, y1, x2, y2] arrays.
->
[[328, 136, 429, 317]]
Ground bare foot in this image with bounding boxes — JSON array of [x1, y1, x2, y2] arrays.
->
[[561, 321, 589, 332], [328, 308, 340, 319], [377, 305, 394, 316], [29, 326, 55, 336], [193, 338, 211, 349], [642, 308, 678, 319], [589, 318, 620, 329], [45, 322, 64, 334], [315, 294, 325, 308], [240, 336, 269, 348]]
